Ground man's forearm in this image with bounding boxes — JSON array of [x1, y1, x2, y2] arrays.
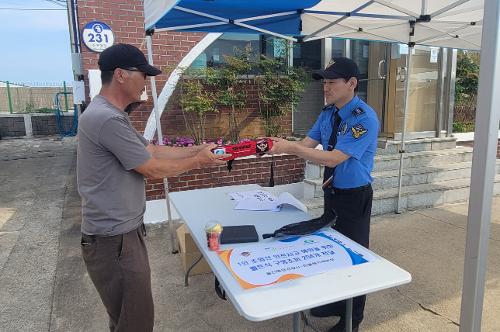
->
[[290, 143, 348, 168], [150, 155, 201, 178], [152, 145, 204, 160]]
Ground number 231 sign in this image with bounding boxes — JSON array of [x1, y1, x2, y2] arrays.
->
[[82, 21, 115, 52]]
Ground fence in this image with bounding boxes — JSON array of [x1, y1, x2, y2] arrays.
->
[[0, 81, 74, 114]]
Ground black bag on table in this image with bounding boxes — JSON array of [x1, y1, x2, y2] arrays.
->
[[262, 208, 337, 239]]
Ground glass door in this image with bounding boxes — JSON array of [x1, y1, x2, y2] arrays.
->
[[389, 45, 440, 139], [351, 40, 390, 134]]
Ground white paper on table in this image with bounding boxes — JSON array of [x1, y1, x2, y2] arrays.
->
[[228, 190, 276, 202], [230, 190, 307, 212], [228, 190, 265, 202]]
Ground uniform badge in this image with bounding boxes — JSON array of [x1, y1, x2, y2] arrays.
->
[[327, 59, 336, 68], [352, 108, 365, 116], [351, 124, 368, 139], [340, 122, 348, 135]]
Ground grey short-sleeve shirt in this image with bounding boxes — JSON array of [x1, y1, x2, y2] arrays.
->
[[77, 95, 151, 236]]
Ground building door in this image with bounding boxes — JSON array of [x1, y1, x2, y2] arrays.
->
[[387, 45, 441, 139], [351, 40, 390, 135]]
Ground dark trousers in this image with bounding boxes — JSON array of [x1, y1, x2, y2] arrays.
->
[[81, 224, 154, 332], [321, 184, 373, 325]]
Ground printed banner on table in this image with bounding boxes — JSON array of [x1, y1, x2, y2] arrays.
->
[[218, 229, 378, 289]]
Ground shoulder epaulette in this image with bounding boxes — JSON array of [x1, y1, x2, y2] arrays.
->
[[352, 107, 365, 116]]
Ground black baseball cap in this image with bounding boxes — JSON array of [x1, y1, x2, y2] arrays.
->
[[312, 57, 359, 81], [98, 43, 161, 76]]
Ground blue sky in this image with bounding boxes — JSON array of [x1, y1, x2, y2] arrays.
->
[[0, 0, 73, 85]]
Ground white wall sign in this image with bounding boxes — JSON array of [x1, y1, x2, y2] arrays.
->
[[430, 47, 439, 63], [72, 81, 86, 104], [399, 44, 409, 55], [82, 21, 114, 53]]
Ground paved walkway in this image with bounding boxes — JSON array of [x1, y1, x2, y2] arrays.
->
[[1, 137, 499, 331]]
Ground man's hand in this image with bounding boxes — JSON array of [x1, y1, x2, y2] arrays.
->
[[268, 137, 296, 155], [194, 143, 230, 167]]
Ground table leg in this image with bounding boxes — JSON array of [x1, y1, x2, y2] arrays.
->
[[169, 219, 179, 254], [346, 298, 353, 332], [293, 312, 301, 332], [184, 254, 203, 286]]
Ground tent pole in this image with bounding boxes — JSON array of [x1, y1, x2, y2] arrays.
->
[[146, 32, 178, 254], [396, 43, 413, 213], [459, 0, 500, 329]]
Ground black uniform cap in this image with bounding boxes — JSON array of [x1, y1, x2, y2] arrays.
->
[[312, 57, 359, 81]]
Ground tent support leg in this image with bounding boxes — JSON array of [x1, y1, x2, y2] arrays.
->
[[460, 0, 500, 329], [396, 44, 413, 213]]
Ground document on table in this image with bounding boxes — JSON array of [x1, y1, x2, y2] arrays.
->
[[228, 190, 307, 212], [218, 228, 378, 289]]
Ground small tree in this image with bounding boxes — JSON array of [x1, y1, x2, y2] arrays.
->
[[178, 68, 218, 144], [255, 44, 306, 136], [207, 46, 253, 142]]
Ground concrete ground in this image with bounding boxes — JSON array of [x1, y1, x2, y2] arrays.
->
[[1, 137, 499, 332]]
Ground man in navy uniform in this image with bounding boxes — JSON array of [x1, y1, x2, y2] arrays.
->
[[269, 57, 379, 332]]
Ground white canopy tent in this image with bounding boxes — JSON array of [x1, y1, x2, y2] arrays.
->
[[143, 1, 499, 330]]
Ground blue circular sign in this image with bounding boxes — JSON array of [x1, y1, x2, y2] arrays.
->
[[82, 21, 114, 52]]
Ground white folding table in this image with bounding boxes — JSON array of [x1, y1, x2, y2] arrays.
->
[[170, 184, 411, 332]]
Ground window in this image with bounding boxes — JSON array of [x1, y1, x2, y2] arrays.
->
[[191, 33, 261, 69], [293, 39, 321, 70], [332, 38, 345, 58]]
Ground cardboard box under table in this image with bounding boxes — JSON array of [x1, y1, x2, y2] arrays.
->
[[176, 224, 212, 276]]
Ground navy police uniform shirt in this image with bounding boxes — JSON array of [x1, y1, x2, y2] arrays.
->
[[307, 95, 379, 189]]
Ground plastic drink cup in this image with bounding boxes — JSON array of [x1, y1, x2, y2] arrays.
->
[[205, 222, 223, 251]]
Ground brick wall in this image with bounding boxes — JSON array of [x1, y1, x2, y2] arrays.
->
[[157, 79, 292, 140], [145, 155, 305, 200], [32, 114, 75, 136], [77, 1, 299, 200], [0, 114, 76, 137], [0, 116, 25, 137]]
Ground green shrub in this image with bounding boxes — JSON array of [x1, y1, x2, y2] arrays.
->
[[453, 122, 475, 133], [455, 51, 480, 105]]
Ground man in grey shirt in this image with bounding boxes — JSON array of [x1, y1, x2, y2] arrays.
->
[[77, 43, 227, 332]]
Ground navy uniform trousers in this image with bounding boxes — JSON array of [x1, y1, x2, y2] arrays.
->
[[322, 183, 373, 325]]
